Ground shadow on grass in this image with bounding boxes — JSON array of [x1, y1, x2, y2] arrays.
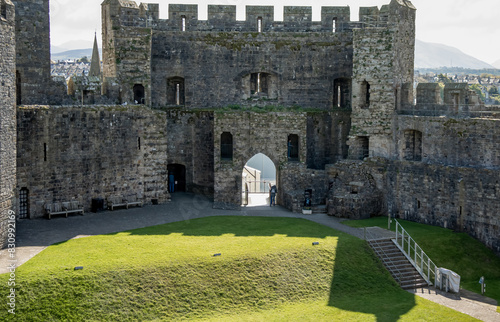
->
[[328, 236, 415, 321], [110, 216, 335, 238], [109, 215, 416, 320]]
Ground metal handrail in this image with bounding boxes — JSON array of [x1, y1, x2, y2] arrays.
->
[[394, 219, 437, 286]]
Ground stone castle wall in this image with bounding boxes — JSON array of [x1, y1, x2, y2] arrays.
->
[[0, 0, 16, 248], [102, 1, 355, 109], [166, 110, 214, 195], [349, 1, 416, 160], [16, 106, 169, 218], [362, 158, 500, 255], [12, 0, 52, 105]]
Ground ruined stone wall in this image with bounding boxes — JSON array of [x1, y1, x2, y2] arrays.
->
[[166, 110, 214, 195], [213, 111, 307, 209], [396, 116, 500, 168], [306, 111, 351, 170], [12, 0, 51, 105], [359, 158, 500, 255], [16, 106, 169, 218], [0, 0, 16, 247]]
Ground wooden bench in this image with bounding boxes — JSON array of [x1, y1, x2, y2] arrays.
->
[[107, 196, 143, 210], [45, 201, 84, 220]]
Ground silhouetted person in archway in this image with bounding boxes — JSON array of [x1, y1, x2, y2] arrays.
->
[[270, 185, 277, 206], [169, 173, 175, 193]]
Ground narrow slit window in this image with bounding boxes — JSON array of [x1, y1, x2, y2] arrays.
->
[[176, 84, 180, 105], [361, 80, 370, 108], [257, 17, 262, 33], [332, 18, 337, 33], [221, 132, 233, 160], [337, 86, 341, 107], [167, 77, 185, 105], [43, 143, 47, 162], [287, 134, 299, 161], [137, 137, 141, 150], [181, 15, 186, 31], [1, 2, 7, 19]]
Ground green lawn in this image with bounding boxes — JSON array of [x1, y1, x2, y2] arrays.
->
[[1, 216, 478, 321], [344, 216, 500, 312]]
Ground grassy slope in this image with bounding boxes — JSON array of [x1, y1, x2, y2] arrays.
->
[[344, 217, 500, 312], [1, 216, 477, 321]]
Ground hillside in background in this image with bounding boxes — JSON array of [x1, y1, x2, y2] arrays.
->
[[415, 40, 495, 69], [51, 48, 94, 61]]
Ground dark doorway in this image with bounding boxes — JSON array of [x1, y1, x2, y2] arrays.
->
[[167, 164, 186, 192], [133, 84, 145, 104], [19, 187, 29, 219]]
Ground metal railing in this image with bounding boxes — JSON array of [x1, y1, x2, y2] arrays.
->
[[394, 219, 437, 286]]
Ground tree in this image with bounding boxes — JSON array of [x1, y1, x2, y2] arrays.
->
[[488, 86, 499, 95], [78, 56, 89, 63]]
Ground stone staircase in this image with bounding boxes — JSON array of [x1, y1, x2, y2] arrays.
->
[[368, 238, 428, 290]]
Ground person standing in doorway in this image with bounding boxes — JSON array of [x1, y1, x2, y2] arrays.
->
[[169, 173, 175, 193], [270, 185, 277, 206]]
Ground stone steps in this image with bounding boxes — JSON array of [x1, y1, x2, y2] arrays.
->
[[368, 238, 428, 290]]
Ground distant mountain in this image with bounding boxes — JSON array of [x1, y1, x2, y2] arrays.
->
[[493, 59, 500, 69], [415, 40, 495, 69], [51, 48, 102, 62]]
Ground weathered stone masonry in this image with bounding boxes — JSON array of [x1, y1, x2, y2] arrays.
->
[[3, 0, 500, 256], [0, 0, 16, 248], [16, 106, 169, 218]]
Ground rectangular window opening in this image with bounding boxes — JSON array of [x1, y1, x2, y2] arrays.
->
[[176, 84, 180, 105], [181, 16, 186, 31], [257, 17, 262, 33], [332, 18, 337, 33], [43, 143, 47, 162], [137, 137, 141, 150]]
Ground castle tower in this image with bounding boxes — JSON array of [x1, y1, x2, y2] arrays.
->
[[11, 0, 51, 105], [89, 32, 101, 77], [0, 0, 17, 247], [348, 0, 416, 160]]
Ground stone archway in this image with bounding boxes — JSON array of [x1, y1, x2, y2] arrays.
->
[[242, 153, 277, 207]]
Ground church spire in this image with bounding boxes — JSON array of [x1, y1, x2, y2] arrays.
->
[[89, 32, 101, 77]]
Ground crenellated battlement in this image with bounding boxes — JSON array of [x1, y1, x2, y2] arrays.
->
[[105, 1, 411, 33]]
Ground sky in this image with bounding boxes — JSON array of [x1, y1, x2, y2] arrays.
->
[[50, 0, 500, 64]]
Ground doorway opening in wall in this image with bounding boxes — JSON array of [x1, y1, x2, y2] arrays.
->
[[19, 188, 29, 219], [167, 164, 186, 193], [242, 153, 276, 207]]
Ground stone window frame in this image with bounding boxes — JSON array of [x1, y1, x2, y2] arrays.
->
[[287, 134, 299, 161], [220, 132, 233, 161], [250, 72, 269, 96], [333, 78, 351, 109], [257, 17, 263, 33], [1, 1, 6, 19], [181, 15, 186, 31], [133, 84, 145, 104], [360, 80, 370, 109], [402, 129, 423, 162], [167, 77, 185, 106]]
